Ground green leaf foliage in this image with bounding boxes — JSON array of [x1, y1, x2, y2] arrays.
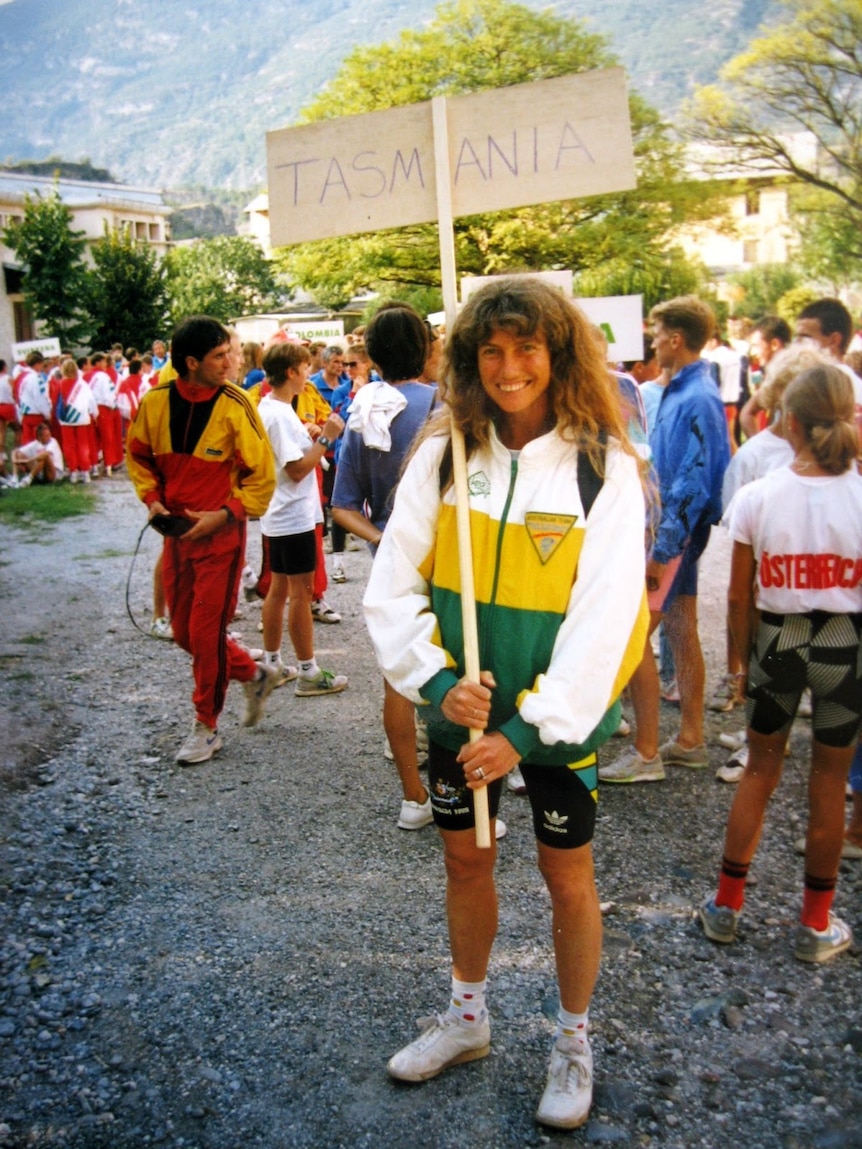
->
[[276, 0, 715, 310], [684, 0, 862, 286], [87, 227, 171, 350], [2, 190, 92, 347], [164, 236, 286, 325]]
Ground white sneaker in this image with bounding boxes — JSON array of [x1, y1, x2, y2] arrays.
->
[[536, 1035, 593, 1129], [150, 616, 173, 641], [718, 728, 747, 751], [507, 766, 527, 794], [495, 818, 507, 841], [398, 795, 433, 830], [242, 666, 279, 727], [294, 668, 348, 696], [311, 598, 341, 624], [387, 1012, 490, 1082], [331, 560, 347, 583], [260, 660, 298, 689], [175, 721, 223, 765], [18, 473, 32, 488], [716, 745, 747, 783]]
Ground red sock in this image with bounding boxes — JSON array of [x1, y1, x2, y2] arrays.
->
[[801, 874, 835, 932], [716, 856, 749, 911]]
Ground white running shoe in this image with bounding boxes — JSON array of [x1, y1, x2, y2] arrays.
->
[[398, 795, 433, 830], [149, 616, 173, 641], [507, 766, 527, 794], [175, 721, 223, 765], [599, 747, 665, 784], [294, 668, 348, 696], [387, 1012, 490, 1082], [536, 1035, 593, 1129], [311, 599, 341, 624]]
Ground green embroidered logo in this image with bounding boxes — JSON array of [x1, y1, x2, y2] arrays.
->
[[468, 470, 491, 497], [525, 512, 576, 564]]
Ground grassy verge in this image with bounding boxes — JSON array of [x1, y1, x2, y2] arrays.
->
[[0, 483, 98, 525]]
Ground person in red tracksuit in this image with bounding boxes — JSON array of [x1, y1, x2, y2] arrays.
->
[[126, 316, 277, 765]]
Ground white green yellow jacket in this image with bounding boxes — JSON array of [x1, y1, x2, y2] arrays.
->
[[364, 424, 649, 766]]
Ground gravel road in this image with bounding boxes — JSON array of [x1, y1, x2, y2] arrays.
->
[[1, 477, 860, 1149]]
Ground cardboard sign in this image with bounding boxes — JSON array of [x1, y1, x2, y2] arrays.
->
[[11, 337, 61, 362], [575, 295, 645, 362], [267, 68, 635, 246]]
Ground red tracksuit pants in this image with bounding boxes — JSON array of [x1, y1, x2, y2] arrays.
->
[[163, 524, 258, 730]]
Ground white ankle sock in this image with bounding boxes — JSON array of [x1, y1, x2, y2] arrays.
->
[[299, 658, 318, 678], [449, 977, 487, 1027], [556, 1006, 589, 1048], [263, 650, 281, 668]]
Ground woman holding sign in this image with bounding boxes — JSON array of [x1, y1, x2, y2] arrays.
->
[[363, 277, 648, 1129]]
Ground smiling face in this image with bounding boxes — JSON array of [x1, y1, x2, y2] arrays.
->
[[477, 326, 552, 441]]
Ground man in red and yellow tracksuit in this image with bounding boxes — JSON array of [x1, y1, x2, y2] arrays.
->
[[126, 316, 277, 765]]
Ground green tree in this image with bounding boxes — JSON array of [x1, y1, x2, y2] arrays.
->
[[87, 227, 170, 350], [724, 262, 802, 319], [685, 0, 862, 278], [164, 236, 284, 324], [2, 189, 91, 346], [276, 0, 714, 309]]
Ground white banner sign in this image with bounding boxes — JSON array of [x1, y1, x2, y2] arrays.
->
[[286, 320, 345, 342], [575, 295, 645, 362], [267, 68, 635, 246], [11, 337, 61, 361]]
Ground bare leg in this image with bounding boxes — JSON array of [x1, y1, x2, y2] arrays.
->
[[284, 572, 314, 661], [664, 594, 705, 747], [805, 740, 854, 879], [441, 827, 498, 983], [722, 726, 788, 864], [628, 612, 662, 760], [537, 841, 602, 1013], [384, 679, 427, 805]]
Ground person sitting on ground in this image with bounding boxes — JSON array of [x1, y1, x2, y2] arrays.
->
[[700, 363, 862, 964], [257, 339, 349, 697], [11, 421, 64, 486]]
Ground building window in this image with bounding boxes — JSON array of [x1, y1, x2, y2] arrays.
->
[[743, 239, 759, 264], [13, 299, 35, 343], [744, 190, 760, 216], [149, 222, 161, 242]]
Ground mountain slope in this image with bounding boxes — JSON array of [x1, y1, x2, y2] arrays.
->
[[1, 0, 780, 190]]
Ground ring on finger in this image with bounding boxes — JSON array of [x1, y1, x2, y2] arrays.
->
[[474, 767, 485, 780]]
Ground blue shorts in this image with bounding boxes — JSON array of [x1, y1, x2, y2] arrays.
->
[[649, 522, 711, 613], [427, 741, 598, 849]]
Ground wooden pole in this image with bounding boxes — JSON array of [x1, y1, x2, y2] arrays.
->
[[432, 96, 491, 849]]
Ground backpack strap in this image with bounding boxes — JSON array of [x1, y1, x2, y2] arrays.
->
[[576, 430, 607, 520]]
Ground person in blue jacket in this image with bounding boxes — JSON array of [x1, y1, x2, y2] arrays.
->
[[601, 295, 730, 783]]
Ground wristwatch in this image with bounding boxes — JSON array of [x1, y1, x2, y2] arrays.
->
[[318, 435, 332, 450]]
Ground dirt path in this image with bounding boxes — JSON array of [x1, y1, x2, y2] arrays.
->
[[0, 477, 859, 1149]]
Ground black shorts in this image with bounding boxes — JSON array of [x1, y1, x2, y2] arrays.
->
[[266, 529, 317, 577], [428, 741, 598, 849], [746, 610, 862, 748]]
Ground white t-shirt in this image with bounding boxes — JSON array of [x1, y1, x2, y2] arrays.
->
[[258, 394, 322, 538], [727, 466, 862, 614], [703, 344, 741, 404], [17, 436, 64, 474], [721, 427, 794, 512]]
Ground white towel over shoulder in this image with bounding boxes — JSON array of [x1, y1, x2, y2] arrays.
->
[[347, 380, 407, 451]]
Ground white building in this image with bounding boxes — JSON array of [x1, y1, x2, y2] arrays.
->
[[1, 171, 171, 360]]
